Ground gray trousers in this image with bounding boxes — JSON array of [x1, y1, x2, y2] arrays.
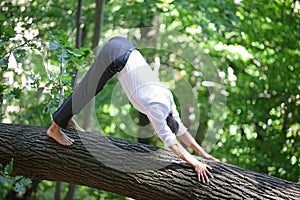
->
[[53, 36, 136, 128]]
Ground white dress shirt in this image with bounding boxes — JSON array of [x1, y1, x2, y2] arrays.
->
[[117, 50, 187, 147]]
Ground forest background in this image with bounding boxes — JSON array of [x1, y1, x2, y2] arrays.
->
[[0, 0, 299, 199]]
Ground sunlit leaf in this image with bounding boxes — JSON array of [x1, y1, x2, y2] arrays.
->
[[14, 183, 26, 193]]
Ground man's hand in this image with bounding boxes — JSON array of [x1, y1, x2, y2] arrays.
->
[[193, 161, 213, 183], [168, 143, 215, 183], [203, 154, 220, 162]]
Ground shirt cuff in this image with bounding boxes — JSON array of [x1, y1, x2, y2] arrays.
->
[[165, 137, 179, 147], [158, 131, 178, 147], [176, 123, 188, 136]]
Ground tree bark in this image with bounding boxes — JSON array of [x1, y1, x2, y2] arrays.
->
[[0, 123, 299, 200]]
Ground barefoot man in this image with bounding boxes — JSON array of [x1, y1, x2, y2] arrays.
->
[[47, 36, 218, 183]]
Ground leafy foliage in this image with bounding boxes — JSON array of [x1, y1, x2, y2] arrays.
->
[[0, 159, 32, 197]]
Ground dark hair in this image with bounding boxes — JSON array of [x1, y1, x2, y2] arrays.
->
[[137, 111, 150, 126], [137, 111, 179, 134], [166, 113, 179, 135]]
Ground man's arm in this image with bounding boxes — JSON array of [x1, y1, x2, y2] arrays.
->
[[179, 132, 219, 161], [145, 104, 214, 183], [168, 142, 213, 183]]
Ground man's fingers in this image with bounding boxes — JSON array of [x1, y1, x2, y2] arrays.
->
[[197, 171, 204, 183], [208, 171, 214, 179], [205, 173, 210, 183], [201, 172, 206, 183], [195, 164, 214, 183], [206, 165, 212, 171], [198, 170, 214, 183], [206, 167, 214, 179]]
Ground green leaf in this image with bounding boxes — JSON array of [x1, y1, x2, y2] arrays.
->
[[14, 54, 25, 63], [13, 177, 32, 193], [11, 88, 22, 99], [3, 93, 16, 99], [57, 50, 69, 59], [19, 178, 32, 186], [58, 49, 70, 64], [59, 31, 69, 45], [49, 41, 59, 50], [66, 49, 81, 57], [14, 183, 26, 193], [0, 176, 13, 185], [0, 176, 5, 184], [14, 176, 23, 181], [4, 159, 13, 176], [0, 84, 9, 93], [0, 57, 8, 67]]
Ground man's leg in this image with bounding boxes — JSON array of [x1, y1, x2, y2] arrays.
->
[[68, 117, 85, 132], [47, 36, 136, 146]]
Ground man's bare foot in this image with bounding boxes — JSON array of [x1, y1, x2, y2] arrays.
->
[[47, 122, 74, 146], [68, 118, 85, 132]]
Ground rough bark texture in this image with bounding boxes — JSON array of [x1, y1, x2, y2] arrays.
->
[[0, 123, 299, 200]]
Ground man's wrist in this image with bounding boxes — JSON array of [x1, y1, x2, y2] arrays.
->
[[198, 147, 209, 158], [183, 151, 199, 167]]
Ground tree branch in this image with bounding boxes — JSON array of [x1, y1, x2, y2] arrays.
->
[[0, 123, 299, 199]]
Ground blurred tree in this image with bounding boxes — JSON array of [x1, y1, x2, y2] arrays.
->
[[207, 0, 300, 183]]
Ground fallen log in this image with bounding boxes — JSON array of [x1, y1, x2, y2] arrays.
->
[[0, 123, 299, 199]]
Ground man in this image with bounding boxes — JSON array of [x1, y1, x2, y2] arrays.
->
[[47, 36, 218, 183]]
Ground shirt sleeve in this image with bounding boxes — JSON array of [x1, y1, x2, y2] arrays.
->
[[170, 97, 188, 136], [146, 103, 178, 147]]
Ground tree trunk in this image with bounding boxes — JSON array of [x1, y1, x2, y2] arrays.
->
[[64, 184, 77, 200], [59, 1, 84, 199], [0, 123, 299, 200], [91, 0, 105, 51], [75, 0, 83, 50], [82, 0, 105, 132], [55, 182, 62, 200]]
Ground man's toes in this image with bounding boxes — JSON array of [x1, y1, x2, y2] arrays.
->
[[68, 137, 74, 143], [60, 138, 68, 146], [57, 136, 69, 146], [64, 139, 72, 146], [65, 136, 74, 144]]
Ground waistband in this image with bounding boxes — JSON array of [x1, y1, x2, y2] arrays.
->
[[108, 47, 138, 74]]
